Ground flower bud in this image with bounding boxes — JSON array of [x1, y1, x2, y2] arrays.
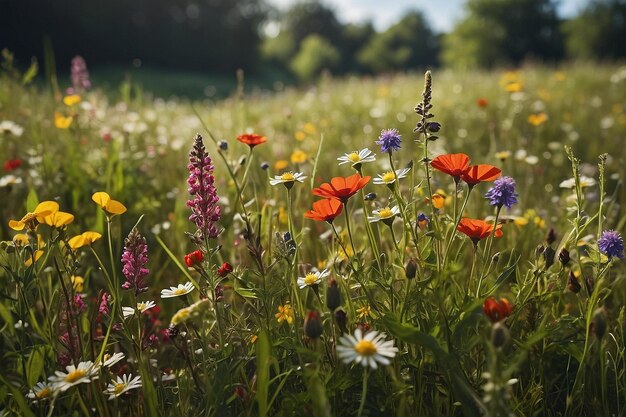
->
[[217, 262, 233, 277], [334, 308, 347, 334], [543, 246, 555, 268], [364, 192, 377, 201], [405, 258, 418, 279], [218, 140, 228, 151], [427, 121, 441, 132], [546, 228, 557, 245], [567, 271, 581, 293], [326, 278, 341, 311], [304, 310, 323, 340], [260, 162, 270, 170], [558, 248, 570, 266], [184, 250, 204, 268]]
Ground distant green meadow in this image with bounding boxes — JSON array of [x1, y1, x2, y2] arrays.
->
[[1, 59, 625, 416]]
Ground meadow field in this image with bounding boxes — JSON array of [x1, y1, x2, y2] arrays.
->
[[1, 58, 625, 416]]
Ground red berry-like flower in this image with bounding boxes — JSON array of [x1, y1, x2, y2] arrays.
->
[[483, 297, 512, 323], [217, 262, 233, 277], [3, 159, 22, 172], [184, 250, 204, 267]]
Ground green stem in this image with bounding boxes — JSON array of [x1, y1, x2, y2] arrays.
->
[[358, 368, 369, 417]]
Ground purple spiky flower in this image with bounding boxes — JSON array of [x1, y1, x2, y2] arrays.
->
[[187, 134, 222, 241], [598, 230, 624, 259], [121, 227, 149, 295], [485, 176, 519, 208], [376, 128, 402, 153], [70, 56, 91, 93]]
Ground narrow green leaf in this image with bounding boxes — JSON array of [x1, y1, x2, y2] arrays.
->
[[154, 235, 199, 289], [256, 330, 271, 417]]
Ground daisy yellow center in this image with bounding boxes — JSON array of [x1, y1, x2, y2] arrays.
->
[[173, 288, 187, 295], [113, 382, 126, 395], [348, 152, 361, 162], [36, 387, 51, 398], [137, 302, 148, 310], [281, 172, 295, 182], [378, 208, 394, 218], [354, 340, 378, 356], [381, 172, 396, 183], [65, 369, 86, 383], [304, 273, 318, 285]]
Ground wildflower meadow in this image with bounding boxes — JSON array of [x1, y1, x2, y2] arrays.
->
[[1, 53, 626, 417]]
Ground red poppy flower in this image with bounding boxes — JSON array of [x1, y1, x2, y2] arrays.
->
[[3, 159, 21, 172], [476, 98, 489, 108], [483, 297, 512, 323], [312, 173, 371, 203], [236, 133, 267, 148], [184, 250, 204, 267], [461, 164, 501, 187], [304, 198, 343, 223], [217, 262, 233, 277], [457, 218, 503, 245], [431, 153, 470, 180]]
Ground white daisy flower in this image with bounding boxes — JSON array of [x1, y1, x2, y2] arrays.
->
[[336, 328, 398, 369], [0, 120, 24, 136], [559, 175, 596, 189], [26, 381, 55, 402], [372, 167, 411, 185], [104, 374, 142, 400], [101, 352, 125, 368], [48, 361, 98, 392], [123, 300, 156, 318], [337, 148, 376, 167], [161, 282, 195, 298], [0, 174, 22, 188], [297, 269, 331, 289], [368, 206, 400, 223], [269, 171, 307, 186]]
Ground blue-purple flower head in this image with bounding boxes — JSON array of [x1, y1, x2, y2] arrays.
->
[[485, 176, 519, 208], [598, 230, 624, 259], [376, 128, 402, 153]]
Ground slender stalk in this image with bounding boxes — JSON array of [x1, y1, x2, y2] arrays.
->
[[358, 369, 369, 417]]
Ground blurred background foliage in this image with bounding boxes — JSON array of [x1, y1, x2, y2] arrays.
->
[[1, 0, 626, 96]]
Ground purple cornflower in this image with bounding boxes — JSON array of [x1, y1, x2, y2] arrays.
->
[[485, 176, 519, 208], [121, 227, 149, 296], [187, 134, 222, 241], [598, 230, 624, 259], [70, 56, 91, 93], [376, 128, 402, 153]]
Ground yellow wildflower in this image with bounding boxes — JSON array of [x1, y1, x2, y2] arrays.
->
[[356, 305, 372, 320], [92, 192, 127, 215], [54, 112, 73, 129], [68, 231, 102, 250], [274, 160, 289, 171], [43, 211, 75, 228], [294, 131, 306, 141], [9, 201, 59, 231], [528, 113, 548, 126], [495, 150, 512, 162], [63, 95, 81, 107], [303, 122, 317, 135], [290, 150, 308, 164], [71, 276, 85, 292], [275, 304, 294, 325]]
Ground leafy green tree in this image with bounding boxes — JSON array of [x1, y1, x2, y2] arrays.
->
[[563, 0, 626, 59], [290, 34, 339, 81], [441, 0, 563, 69], [357, 11, 438, 73]]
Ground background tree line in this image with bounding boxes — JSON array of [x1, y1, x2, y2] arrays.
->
[[1, 0, 626, 83]]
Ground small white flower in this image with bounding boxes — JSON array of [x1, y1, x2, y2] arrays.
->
[[372, 167, 411, 185], [337, 328, 398, 369], [123, 300, 156, 318], [0, 120, 24, 136], [104, 374, 142, 400], [269, 171, 307, 186], [337, 148, 376, 167], [161, 282, 195, 298], [297, 269, 331, 289], [14, 319, 29, 329], [101, 352, 125, 368], [559, 175, 596, 189], [0, 174, 22, 188], [368, 206, 400, 223], [48, 361, 98, 392], [27, 381, 55, 402]]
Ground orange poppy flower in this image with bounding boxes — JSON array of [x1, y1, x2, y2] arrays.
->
[[461, 165, 501, 187], [457, 218, 503, 245], [304, 199, 343, 223], [431, 153, 470, 180], [236, 133, 267, 148], [312, 173, 371, 203], [483, 297, 512, 323]]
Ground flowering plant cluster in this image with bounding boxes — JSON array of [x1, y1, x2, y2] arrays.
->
[[0, 57, 624, 417]]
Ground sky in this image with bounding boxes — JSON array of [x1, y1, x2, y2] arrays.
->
[[267, 0, 591, 32]]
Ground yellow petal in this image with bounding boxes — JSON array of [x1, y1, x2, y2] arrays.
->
[[43, 211, 75, 228], [104, 200, 127, 215], [82, 231, 102, 245], [68, 234, 87, 249], [432, 194, 445, 209], [54, 112, 73, 129], [92, 192, 111, 208], [8, 220, 25, 231], [13, 234, 29, 245], [35, 201, 60, 215], [25, 250, 44, 266], [63, 94, 81, 106]]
